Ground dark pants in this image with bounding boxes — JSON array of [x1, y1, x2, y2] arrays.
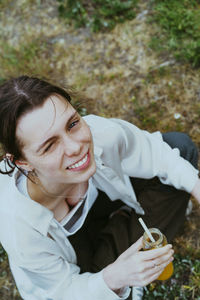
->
[[69, 132, 198, 295]]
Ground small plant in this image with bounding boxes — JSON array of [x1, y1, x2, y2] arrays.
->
[[150, 0, 200, 67], [57, 0, 138, 32]]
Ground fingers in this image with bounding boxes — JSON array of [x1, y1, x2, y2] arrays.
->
[[149, 255, 173, 274], [144, 248, 174, 269], [127, 260, 166, 287], [142, 267, 164, 286], [120, 239, 173, 262], [129, 247, 174, 286], [110, 244, 174, 289], [153, 249, 174, 266], [130, 236, 143, 252], [141, 244, 173, 261], [130, 255, 174, 287], [145, 256, 174, 285], [119, 236, 143, 259]]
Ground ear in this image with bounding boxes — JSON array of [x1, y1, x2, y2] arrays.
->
[[15, 160, 33, 172]]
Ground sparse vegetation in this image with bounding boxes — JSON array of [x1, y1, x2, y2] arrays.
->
[[149, 0, 200, 67], [144, 254, 200, 299], [0, 39, 55, 79], [58, 0, 139, 32], [0, 0, 200, 299]]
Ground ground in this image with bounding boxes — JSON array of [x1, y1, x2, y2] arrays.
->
[[0, 0, 199, 299]]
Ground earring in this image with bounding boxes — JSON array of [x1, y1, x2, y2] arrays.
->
[[3, 155, 15, 176]]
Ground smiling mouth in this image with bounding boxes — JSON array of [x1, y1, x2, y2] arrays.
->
[[67, 152, 90, 171]]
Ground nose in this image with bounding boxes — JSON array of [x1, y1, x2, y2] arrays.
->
[[63, 135, 82, 157]]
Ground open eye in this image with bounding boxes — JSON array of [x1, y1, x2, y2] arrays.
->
[[68, 119, 79, 130]]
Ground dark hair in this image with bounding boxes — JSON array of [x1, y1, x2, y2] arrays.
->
[[0, 75, 72, 174]]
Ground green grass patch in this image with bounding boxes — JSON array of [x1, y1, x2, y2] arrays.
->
[[150, 0, 200, 67], [57, 0, 138, 32]]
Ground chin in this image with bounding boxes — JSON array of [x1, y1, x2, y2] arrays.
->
[[83, 162, 96, 180], [81, 161, 96, 182], [89, 163, 96, 177]]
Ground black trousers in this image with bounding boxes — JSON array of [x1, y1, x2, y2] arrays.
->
[[69, 132, 198, 294]]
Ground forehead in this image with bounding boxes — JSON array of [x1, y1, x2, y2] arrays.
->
[[16, 95, 74, 149]]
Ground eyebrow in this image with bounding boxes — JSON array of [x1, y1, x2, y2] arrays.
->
[[36, 111, 77, 153]]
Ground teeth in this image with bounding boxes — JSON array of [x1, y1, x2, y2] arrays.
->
[[68, 154, 88, 169]]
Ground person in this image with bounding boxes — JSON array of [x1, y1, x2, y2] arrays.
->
[[0, 76, 199, 300]]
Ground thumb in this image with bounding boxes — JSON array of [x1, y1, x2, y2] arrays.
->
[[120, 236, 143, 259]]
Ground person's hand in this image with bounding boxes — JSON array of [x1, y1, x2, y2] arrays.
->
[[103, 236, 174, 292]]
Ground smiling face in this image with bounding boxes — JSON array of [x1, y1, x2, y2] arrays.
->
[[16, 95, 96, 188]]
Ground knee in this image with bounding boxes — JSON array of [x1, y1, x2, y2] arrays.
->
[[178, 133, 198, 168], [162, 132, 198, 168]]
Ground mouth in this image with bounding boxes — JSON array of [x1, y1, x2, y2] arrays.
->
[[66, 151, 90, 171]]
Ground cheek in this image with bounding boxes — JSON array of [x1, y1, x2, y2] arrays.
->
[[33, 153, 61, 173], [81, 123, 92, 142], [35, 160, 60, 178]]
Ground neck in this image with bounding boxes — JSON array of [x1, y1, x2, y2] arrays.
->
[[27, 175, 88, 211]]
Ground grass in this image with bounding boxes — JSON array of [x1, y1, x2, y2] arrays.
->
[[143, 202, 200, 299], [57, 0, 200, 67], [57, 0, 139, 32], [131, 97, 162, 129], [0, 39, 55, 79], [144, 254, 200, 299], [0, 0, 200, 299], [149, 0, 200, 68]]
